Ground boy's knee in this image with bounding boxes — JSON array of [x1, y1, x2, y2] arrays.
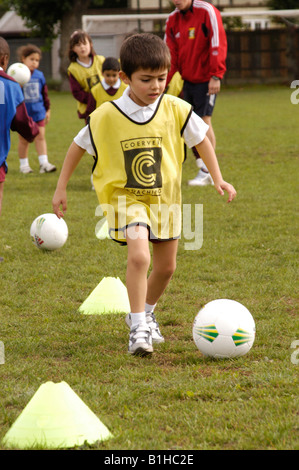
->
[[128, 249, 150, 272], [158, 260, 176, 279], [35, 133, 43, 142]]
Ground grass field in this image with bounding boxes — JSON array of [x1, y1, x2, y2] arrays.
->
[[0, 85, 298, 450]]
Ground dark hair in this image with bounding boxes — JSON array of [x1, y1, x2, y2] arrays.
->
[[68, 29, 95, 62], [102, 57, 120, 73], [17, 44, 42, 60], [0, 36, 10, 59], [120, 33, 171, 78]]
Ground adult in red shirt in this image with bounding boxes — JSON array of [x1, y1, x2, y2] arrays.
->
[[165, 0, 227, 186]]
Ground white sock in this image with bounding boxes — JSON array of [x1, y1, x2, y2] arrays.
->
[[20, 158, 29, 168], [145, 303, 156, 313], [196, 158, 203, 169], [130, 312, 146, 327], [38, 154, 48, 165]]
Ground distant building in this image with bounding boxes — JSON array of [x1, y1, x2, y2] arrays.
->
[[0, 10, 60, 80]]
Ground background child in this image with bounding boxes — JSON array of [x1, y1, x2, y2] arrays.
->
[[67, 30, 105, 122], [91, 57, 128, 108], [0, 37, 39, 261], [89, 56, 128, 190], [17, 44, 55, 174], [52, 33, 236, 356]]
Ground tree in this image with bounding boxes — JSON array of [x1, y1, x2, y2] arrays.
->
[[1, 0, 128, 88], [1, 0, 127, 42], [267, 0, 299, 9], [267, 0, 299, 79], [1, 0, 126, 89]]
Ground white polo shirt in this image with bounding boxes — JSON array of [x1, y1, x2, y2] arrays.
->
[[74, 86, 209, 155]]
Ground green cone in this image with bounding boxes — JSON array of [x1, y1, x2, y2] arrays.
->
[[2, 381, 113, 449], [95, 218, 110, 240], [79, 277, 130, 315]]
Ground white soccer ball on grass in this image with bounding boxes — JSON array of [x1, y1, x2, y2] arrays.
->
[[193, 299, 255, 359], [30, 213, 68, 251]]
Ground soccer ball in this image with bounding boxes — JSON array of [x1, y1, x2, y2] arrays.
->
[[30, 213, 68, 251], [7, 62, 31, 86], [193, 299, 255, 359]]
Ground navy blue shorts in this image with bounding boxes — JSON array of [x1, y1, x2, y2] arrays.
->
[[183, 81, 216, 117]]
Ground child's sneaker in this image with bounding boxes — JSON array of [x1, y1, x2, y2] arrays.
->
[[40, 162, 56, 173], [188, 169, 213, 186], [126, 312, 165, 344], [20, 165, 33, 174], [128, 323, 153, 356]]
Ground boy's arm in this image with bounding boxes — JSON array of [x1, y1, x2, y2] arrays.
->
[[11, 102, 39, 141], [41, 84, 51, 123], [41, 83, 50, 111], [52, 142, 85, 218], [195, 137, 236, 203], [68, 73, 89, 104], [69, 73, 96, 119]]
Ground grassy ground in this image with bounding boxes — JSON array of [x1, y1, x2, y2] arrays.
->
[[0, 85, 298, 450]]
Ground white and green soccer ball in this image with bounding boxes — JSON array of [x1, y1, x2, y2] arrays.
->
[[193, 299, 255, 359], [7, 62, 31, 86], [30, 213, 68, 251]]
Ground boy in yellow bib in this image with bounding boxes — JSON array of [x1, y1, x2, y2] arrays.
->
[[52, 33, 236, 356], [91, 57, 127, 108]]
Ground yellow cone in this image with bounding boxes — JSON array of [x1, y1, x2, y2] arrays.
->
[[95, 218, 110, 240], [2, 381, 113, 449], [79, 277, 130, 315]]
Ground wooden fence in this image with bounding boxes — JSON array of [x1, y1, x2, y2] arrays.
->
[[224, 28, 299, 84], [4, 27, 299, 85]]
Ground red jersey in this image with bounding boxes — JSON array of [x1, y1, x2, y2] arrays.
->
[[165, 0, 227, 85]]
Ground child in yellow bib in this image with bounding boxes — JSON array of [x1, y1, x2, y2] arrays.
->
[[52, 33, 236, 357], [67, 30, 105, 122], [91, 57, 127, 108]]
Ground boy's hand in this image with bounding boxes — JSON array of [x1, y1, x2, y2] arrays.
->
[[208, 77, 221, 95], [52, 188, 67, 218], [214, 181, 237, 203], [45, 109, 51, 125]]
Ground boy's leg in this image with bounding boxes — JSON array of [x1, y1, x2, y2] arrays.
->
[[126, 238, 178, 343], [18, 134, 33, 173], [0, 179, 4, 261], [145, 238, 178, 343], [146, 238, 178, 305], [34, 125, 47, 156], [185, 81, 215, 186], [0, 181, 4, 217], [35, 125, 56, 173], [126, 224, 151, 314], [126, 225, 153, 355]]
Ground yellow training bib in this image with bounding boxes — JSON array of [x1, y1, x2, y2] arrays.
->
[[89, 94, 192, 243]]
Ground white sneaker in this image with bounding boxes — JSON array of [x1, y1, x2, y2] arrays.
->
[[128, 323, 153, 356], [40, 162, 56, 173], [126, 312, 165, 344], [20, 165, 33, 174], [188, 169, 213, 186]]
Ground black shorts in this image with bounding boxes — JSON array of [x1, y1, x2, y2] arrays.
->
[[183, 81, 216, 117]]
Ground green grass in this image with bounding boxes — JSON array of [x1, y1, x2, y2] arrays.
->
[[0, 86, 298, 450]]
